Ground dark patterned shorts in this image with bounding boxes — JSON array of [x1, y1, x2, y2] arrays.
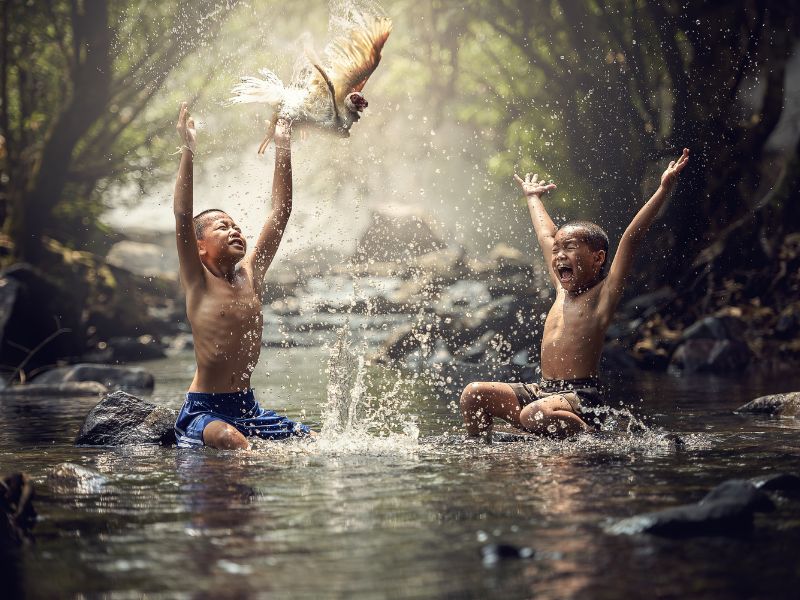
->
[[509, 378, 605, 417]]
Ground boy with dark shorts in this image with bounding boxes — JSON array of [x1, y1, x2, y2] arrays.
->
[[172, 102, 313, 449], [460, 149, 690, 439]]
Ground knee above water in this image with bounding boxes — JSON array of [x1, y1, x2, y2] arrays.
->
[[459, 383, 484, 406], [218, 427, 248, 449]]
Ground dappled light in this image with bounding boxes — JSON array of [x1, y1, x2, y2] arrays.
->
[[1, 1, 800, 598]]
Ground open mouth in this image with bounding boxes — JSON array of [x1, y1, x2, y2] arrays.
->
[[229, 239, 245, 250], [556, 265, 574, 283]]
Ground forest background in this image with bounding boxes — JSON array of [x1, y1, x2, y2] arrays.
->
[[1, 0, 799, 376]]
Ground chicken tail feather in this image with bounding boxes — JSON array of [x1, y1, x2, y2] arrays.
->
[[228, 69, 285, 108]]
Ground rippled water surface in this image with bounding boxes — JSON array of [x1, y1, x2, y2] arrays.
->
[[2, 344, 800, 599]]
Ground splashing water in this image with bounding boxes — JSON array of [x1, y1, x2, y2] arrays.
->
[[316, 327, 419, 455]]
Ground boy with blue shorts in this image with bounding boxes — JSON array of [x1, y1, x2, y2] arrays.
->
[[172, 102, 312, 449]]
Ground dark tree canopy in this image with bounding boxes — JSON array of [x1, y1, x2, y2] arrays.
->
[[0, 0, 238, 262]]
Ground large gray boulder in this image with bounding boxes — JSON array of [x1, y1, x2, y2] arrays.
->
[[33, 363, 154, 392], [75, 391, 177, 446], [735, 392, 800, 417]]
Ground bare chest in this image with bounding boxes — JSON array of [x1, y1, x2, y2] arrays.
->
[[189, 278, 263, 331], [543, 288, 604, 342]]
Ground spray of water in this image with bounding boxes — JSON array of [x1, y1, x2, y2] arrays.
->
[[316, 326, 419, 455]]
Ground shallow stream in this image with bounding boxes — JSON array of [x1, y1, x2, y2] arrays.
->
[[2, 340, 800, 598]]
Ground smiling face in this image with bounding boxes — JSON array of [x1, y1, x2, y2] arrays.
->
[[552, 225, 607, 294], [195, 211, 246, 267]]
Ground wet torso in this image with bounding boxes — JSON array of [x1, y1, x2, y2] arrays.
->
[[185, 265, 264, 393], [541, 280, 610, 380]]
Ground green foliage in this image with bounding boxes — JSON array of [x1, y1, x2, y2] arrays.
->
[[2, 0, 797, 283], [1, 0, 239, 256]]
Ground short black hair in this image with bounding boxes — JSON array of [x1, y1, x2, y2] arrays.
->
[[193, 209, 228, 240], [560, 221, 610, 275]]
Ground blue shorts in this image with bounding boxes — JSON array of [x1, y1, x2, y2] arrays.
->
[[174, 389, 311, 448]]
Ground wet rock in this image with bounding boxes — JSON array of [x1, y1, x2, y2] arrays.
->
[[269, 296, 302, 316], [0, 381, 107, 397], [106, 240, 175, 278], [753, 473, 800, 493], [75, 390, 177, 446], [480, 543, 535, 565], [465, 296, 516, 330], [406, 248, 469, 284], [424, 340, 453, 367], [487, 243, 527, 270], [1, 472, 36, 546], [352, 209, 445, 263], [164, 332, 194, 354], [436, 280, 492, 311], [492, 428, 537, 443], [601, 343, 639, 372], [606, 317, 644, 342], [681, 315, 746, 342], [32, 363, 154, 392], [458, 330, 497, 363], [735, 392, 800, 417], [665, 433, 686, 451], [632, 342, 670, 371], [774, 308, 799, 340], [610, 479, 773, 537], [669, 339, 751, 374], [701, 480, 773, 511], [621, 287, 676, 319], [485, 272, 538, 298], [84, 335, 166, 363], [376, 323, 422, 363], [45, 463, 108, 494], [0, 264, 85, 373]]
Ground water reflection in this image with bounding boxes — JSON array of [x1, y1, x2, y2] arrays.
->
[[1, 349, 799, 597]]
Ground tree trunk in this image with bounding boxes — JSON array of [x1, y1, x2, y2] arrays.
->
[[11, 1, 111, 264]]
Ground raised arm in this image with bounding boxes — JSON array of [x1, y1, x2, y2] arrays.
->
[[603, 148, 690, 304], [514, 172, 559, 288], [247, 118, 293, 289], [173, 102, 205, 292]]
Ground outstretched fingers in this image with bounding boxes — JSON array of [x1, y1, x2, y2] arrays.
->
[[177, 101, 188, 128], [674, 148, 690, 172]]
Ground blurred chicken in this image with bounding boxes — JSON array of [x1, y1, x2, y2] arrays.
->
[[229, 11, 392, 153]]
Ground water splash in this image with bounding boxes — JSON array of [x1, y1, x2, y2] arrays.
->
[[317, 326, 419, 455], [582, 404, 650, 435]]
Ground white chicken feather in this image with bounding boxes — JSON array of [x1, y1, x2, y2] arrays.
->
[[229, 8, 392, 153]]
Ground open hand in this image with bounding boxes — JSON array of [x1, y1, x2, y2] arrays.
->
[[514, 172, 557, 198], [176, 102, 196, 153], [660, 148, 690, 191]]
